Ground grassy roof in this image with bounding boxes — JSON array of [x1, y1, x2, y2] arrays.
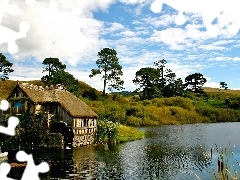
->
[[9, 83, 98, 118]]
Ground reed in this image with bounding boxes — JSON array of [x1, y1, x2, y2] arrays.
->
[[201, 144, 240, 180]]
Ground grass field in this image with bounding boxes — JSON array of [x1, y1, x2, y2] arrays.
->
[[203, 87, 240, 95]]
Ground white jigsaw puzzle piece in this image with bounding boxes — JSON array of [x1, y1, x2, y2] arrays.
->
[[0, 0, 33, 54], [0, 116, 19, 136], [0, 100, 9, 111], [16, 151, 49, 180], [0, 0, 19, 23], [0, 100, 19, 136], [219, 0, 240, 35], [0, 22, 30, 54], [150, 0, 239, 37], [0, 163, 15, 180]]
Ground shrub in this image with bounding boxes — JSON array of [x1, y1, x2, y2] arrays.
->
[[41, 133, 64, 149], [126, 116, 143, 126], [197, 107, 240, 122], [151, 97, 194, 111], [94, 119, 118, 145], [82, 89, 99, 100]]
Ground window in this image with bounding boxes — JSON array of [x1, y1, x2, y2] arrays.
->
[[14, 101, 23, 108], [84, 118, 88, 127]]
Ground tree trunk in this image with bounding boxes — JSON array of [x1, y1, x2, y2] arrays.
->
[[103, 71, 106, 96]]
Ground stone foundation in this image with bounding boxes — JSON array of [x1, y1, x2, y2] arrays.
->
[[72, 134, 95, 147]]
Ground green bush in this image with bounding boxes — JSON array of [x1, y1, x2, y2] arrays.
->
[[94, 119, 118, 145], [126, 116, 143, 126], [197, 107, 240, 122], [82, 89, 99, 100], [41, 133, 64, 149], [151, 96, 194, 111]]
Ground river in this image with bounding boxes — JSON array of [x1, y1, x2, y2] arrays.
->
[[7, 122, 240, 179]]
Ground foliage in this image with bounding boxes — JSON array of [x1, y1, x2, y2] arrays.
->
[[153, 59, 167, 90], [133, 59, 185, 100], [151, 96, 195, 111], [94, 118, 119, 145], [89, 48, 124, 96], [0, 112, 49, 150], [17, 112, 49, 146], [196, 107, 240, 122], [184, 73, 207, 93], [41, 133, 64, 149], [49, 70, 81, 97], [78, 81, 101, 96], [94, 118, 144, 145], [133, 67, 161, 100], [82, 89, 99, 100], [224, 96, 240, 109], [117, 124, 144, 143], [0, 53, 14, 81], [41, 57, 66, 84], [220, 82, 228, 91]]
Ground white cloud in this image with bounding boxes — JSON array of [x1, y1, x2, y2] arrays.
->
[[198, 44, 226, 51], [203, 77, 220, 88], [208, 56, 232, 61], [203, 81, 220, 88], [1, 0, 110, 66], [3, 0, 240, 92], [141, 14, 177, 28], [9, 65, 43, 80], [105, 22, 125, 33]]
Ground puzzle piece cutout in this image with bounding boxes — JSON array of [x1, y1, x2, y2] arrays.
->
[[0, 163, 14, 180], [16, 151, 49, 180], [0, 100, 9, 111], [0, 0, 34, 54], [0, 151, 49, 180], [0, 21, 30, 54], [48, 0, 82, 16], [0, 100, 19, 136], [0, 116, 19, 136], [0, 0, 82, 54], [150, 0, 240, 37]]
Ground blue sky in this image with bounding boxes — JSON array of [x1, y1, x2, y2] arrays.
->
[[1, 0, 240, 92]]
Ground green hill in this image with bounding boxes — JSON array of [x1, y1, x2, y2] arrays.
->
[[0, 80, 101, 99]]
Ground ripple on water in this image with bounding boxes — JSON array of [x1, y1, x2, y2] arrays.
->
[[7, 123, 240, 179]]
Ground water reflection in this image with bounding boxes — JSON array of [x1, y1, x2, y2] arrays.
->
[[7, 122, 240, 179]]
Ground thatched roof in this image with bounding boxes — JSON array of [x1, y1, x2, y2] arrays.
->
[[8, 82, 98, 118]]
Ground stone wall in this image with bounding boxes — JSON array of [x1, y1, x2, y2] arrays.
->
[[72, 134, 95, 147]]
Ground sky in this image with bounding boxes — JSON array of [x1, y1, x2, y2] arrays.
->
[[1, 0, 240, 92]]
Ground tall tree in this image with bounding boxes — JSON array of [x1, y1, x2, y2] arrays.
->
[[89, 48, 124, 96], [0, 53, 14, 81], [49, 70, 80, 97], [133, 67, 161, 100], [220, 82, 228, 91], [153, 59, 184, 97], [41, 57, 66, 84], [163, 74, 185, 97], [184, 73, 207, 93], [153, 59, 167, 90]]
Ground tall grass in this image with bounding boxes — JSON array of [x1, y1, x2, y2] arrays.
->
[[201, 144, 240, 180]]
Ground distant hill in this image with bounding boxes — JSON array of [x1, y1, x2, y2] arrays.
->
[[78, 81, 101, 96], [203, 87, 240, 95], [0, 80, 101, 99], [1, 80, 240, 100]]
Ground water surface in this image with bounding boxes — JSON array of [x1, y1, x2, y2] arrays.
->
[[7, 122, 240, 179]]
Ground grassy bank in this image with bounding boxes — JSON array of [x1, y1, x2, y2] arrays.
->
[[94, 119, 145, 145], [117, 124, 144, 143]]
